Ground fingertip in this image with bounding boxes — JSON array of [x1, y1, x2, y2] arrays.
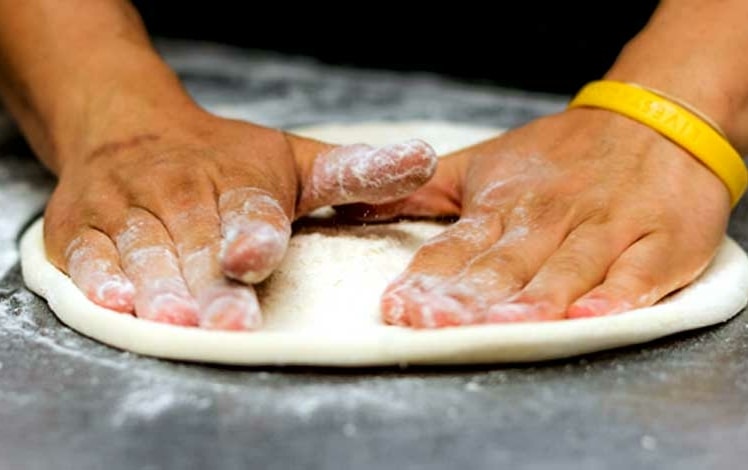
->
[[567, 234, 684, 319], [199, 289, 262, 331], [369, 139, 439, 196], [91, 276, 136, 313], [381, 275, 478, 329], [381, 281, 411, 327], [219, 189, 291, 283], [301, 139, 440, 212], [408, 303, 469, 329], [65, 229, 137, 314], [567, 297, 632, 319], [565, 307, 596, 319], [393, 138, 438, 173], [221, 221, 289, 284], [485, 301, 562, 323], [138, 293, 200, 327]]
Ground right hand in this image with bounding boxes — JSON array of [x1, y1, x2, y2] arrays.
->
[[45, 107, 437, 330]]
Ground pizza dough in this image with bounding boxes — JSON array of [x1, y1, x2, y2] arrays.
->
[[19, 121, 748, 366]]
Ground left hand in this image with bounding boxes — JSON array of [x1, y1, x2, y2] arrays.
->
[[343, 108, 732, 327]]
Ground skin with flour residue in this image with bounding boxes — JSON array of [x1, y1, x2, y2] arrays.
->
[[66, 235, 135, 313], [219, 188, 292, 285], [298, 139, 437, 213], [50, 115, 437, 330], [115, 214, 200, 326], [373, 107, 732, 328]]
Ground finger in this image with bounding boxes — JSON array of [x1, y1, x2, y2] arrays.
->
[[159, 201, 263, 331], [439, 227, 564, 325], [382, 275, 483, 329], [381, 214, 502, 326], [389, 206, 570, 328], [335, 153, 466, 222], [65, 228, 135, 313], [567, 234, 694, 318], [218, 187, 292, 284], [489, 222, 635, 321], [116, 209, 199, 326], [180, 243, 262, 330], [335, 185, 461, 221], [291, 135, 438, 215]]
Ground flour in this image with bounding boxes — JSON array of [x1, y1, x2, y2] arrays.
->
[[0, 179, 50, 276], [0, 133, 54, 277], [0, 283, 448, 422], [0, 287, 132, 370], [110, 386, 212, 426], [258, 221, 445, 332]]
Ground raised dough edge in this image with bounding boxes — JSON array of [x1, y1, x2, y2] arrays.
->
[[20, 218, 748, 366]]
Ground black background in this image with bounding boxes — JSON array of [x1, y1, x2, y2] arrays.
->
[[131, 1, 658, 96]]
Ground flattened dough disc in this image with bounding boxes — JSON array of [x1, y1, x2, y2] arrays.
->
[[20, 121, 748, 366]]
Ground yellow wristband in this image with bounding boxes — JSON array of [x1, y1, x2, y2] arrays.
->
[[568, 80, 747, 207]]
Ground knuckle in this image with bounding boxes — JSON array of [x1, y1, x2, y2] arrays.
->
[[160, 175, 209, 210], [549, 251, 596, 279], [44, 205, 82, 267], [411, 241, 450, 264], [618, 263, 660, 291], [122, 150, 216, 211], [476, 249, 531, 281], [577, 198, 612, 226]]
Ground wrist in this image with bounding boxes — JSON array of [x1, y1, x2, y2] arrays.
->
[[604, 64, 748, 156], [603, 2, 748, 154], [568, 81, 747, 206]]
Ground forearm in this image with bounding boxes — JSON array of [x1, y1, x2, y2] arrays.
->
[[0, 0, 197, 173], [604, 0, 748, 153]]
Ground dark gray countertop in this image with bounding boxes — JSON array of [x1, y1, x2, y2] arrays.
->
[[2, 41, 747, 470]]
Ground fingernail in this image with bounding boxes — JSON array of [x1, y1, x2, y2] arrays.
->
[[381, 289, 408, 326], [222, 220, 289, 283], [140, 292, 199, 327], [199, 289, 262, 330], [382, 275, 478, 328], [486, 301, 559, 322], [381, 275, 420, 326], [94, 277, 136, 312], [67, 247, 136, 313], [360, 139, 438, 198], [567, 298, 631, 318], [408, 296, 474, 329]]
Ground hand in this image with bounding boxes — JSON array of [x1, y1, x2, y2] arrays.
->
[[344, 108, 732, 327], [44, 108, 436, 330]]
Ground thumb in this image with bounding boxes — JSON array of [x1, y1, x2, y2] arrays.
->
[[285, 132, 439, 216], [334, 152, 467, 222]]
